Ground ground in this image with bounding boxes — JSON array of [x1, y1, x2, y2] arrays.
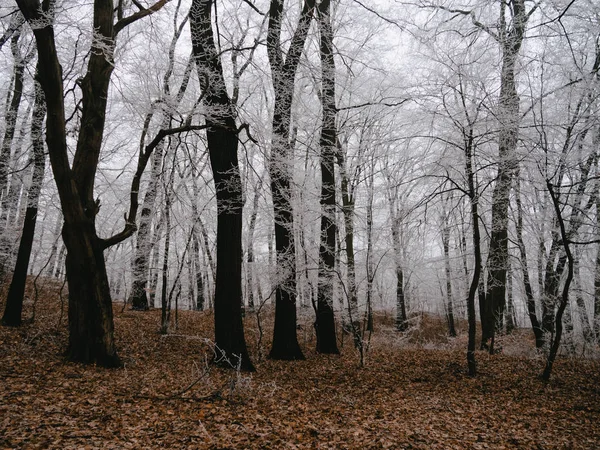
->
[[1, 281, 599, 449]]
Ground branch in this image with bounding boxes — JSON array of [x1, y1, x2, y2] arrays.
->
[[351, 0, 403, 30], [433, 5, 499, 42], [242, 0, 264, 15], [114, 0, 170, 35], [101, 124, 208, 249], [337, 98, 409, 112]]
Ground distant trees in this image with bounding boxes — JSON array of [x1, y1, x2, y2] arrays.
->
[[4, 0, 599, 382]]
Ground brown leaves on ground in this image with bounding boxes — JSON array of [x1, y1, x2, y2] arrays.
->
[[1, 292, 599, 449]]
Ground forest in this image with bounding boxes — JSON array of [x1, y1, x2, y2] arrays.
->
[[1, 0, 600, 448]]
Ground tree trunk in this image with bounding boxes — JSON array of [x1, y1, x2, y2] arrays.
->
[[2, 72, 45, 327], [482, 0, 529, 349], [190, 0, 253, 371], [505, 261, 516, 333], [337, 142, 360, 347], [465, 126, 479, 376], [595, 239, 600, 340], [515, 175, 544, 347], [266, 0, 313, 360], [542, 182, 574, 381], [574, 253, 593, 342], [442, 221, 456, 337], [16, 0, 168, 367], [314, 0, 339, 355], [0, 28, 29, 278]]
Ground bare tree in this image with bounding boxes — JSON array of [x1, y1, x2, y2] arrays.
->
[[190, 0, 254, 370]]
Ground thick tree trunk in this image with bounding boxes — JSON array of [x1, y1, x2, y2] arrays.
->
[[2, 75, 45, 327], [314, 0, 339, 355], [16, 0, 168, 367], [190, 0, 253, 371], [266, 0, 312, 360], [63, 221, 120, 366], [482, 0, 528, 349]]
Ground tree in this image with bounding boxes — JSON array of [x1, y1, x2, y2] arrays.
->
[[266, 0, 314, 360], [314, 0, 339, 354], [15, 0, 169, 367], [190, 0, 254, 371], [2, 68, 45, 327], [128, 4, 194, 311], [480, 0, 535, 349]]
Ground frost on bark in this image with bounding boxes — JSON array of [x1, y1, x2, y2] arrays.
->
[[267, 0, 313, 360], [482, 0, 531, 349], [190, 0, 254, 371], [314, 0, 339, 355]]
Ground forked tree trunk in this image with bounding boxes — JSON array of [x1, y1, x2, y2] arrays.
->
[[16, 0, 168, 367], [542, 182, 574, 381], [266, 0, 313, 360], [314, 0, 339, 354]]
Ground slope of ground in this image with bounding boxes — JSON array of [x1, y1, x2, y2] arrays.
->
[[1, 287, 599, 449]]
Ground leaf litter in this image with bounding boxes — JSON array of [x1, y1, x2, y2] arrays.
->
[[1, 291, 599, 449]]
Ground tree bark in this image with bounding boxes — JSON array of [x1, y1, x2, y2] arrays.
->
[[314, 0, 339, 355], [190, 0, 254, 370], [465, 126, 480, 377], [2, 71, 45, 327], [482, 0, 529, 349], [266, 0, 313, 360], [16, 0, 168, 367], [442, 217, 456, 337], [515, 175, 544, 347]]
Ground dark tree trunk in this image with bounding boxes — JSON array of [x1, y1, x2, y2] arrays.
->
[[482, 0, 529, 349], [190, 0, 253, 371], [515, 176, 545, 348], [465, 126, 479, 376], [337, 144, 360, 347], [542, 182, 574, 381], [16, 0, 168, 367], [595, 237, 600, 340], [192, 233, 205, 311], [505, 262, 516, 334], [442, 222, 456, 337], [266, 0, 313, 360], [314, 0, 339, 355], [2, 73, 45, 327], [246, 181, 260, 311], [63, 221, 120, 367]]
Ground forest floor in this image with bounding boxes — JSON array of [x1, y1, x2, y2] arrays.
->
[[1, 281, 600, 449]]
